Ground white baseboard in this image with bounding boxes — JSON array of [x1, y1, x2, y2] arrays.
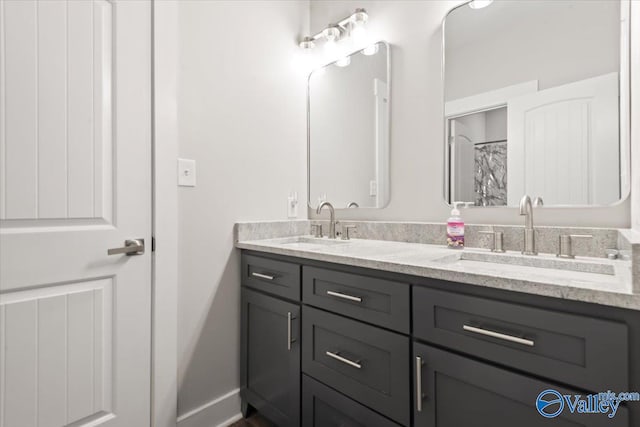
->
[[177, 389, 242, 427], [214, 414, 243, 427]]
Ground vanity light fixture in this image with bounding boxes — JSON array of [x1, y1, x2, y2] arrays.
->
[[299, 36, 315, 50], [469, 0, 493, 9], [298, 8, 369, 53]]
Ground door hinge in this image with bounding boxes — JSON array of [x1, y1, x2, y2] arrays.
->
[[151, 236, 156, 252]]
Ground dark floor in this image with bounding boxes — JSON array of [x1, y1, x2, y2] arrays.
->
[[228, 414, 273, 427]]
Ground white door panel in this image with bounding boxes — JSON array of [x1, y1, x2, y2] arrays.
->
[[0, 1, 151, 427], [507, 72, 619, 205]]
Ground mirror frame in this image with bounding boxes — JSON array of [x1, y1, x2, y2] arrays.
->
[[441, 0, 631, 208], [307, 40, 392, 210]]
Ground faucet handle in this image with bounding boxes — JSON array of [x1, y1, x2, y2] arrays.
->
[[341, 225, 357, 241], [557, 234, 592, 259], [310, 223, 323, 238], [479, 230, 505, 253]]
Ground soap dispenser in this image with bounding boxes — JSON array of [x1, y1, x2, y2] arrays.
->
[[447, 201, 466, 249]]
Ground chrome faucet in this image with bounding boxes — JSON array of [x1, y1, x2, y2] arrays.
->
[[519, 195, 537, 255], [316, 201, 336, 239]]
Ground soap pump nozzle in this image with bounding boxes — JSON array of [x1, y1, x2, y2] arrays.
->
[[451, 201, 465, 216]]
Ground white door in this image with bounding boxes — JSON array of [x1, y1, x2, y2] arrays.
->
[[507, 72, 620, 205], [0, 1, 152, 427]]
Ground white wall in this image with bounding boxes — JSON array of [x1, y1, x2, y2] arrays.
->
[[309, 0, 631, 227], [176, 0, 309, 422]]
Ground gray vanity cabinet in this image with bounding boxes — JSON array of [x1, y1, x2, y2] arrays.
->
[[241, 288, 300, 427], [241, 251, 638, 427], [413, 342, 629, 427]]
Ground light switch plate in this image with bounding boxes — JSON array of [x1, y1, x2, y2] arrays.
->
[[178, 158, 196, 187]]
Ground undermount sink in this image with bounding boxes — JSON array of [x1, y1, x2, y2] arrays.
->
[[277, 236, 349, 249], [435, 250, 615, 276]]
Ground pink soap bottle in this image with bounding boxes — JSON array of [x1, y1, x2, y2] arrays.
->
[[447, 202, 465, 249]]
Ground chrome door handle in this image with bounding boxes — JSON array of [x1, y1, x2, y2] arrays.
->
[[416, 356, 425, 412], [463, 325, 535, 347], [325, 351, 362, 369], [107, 239, 145, 256], [252, 272, 275, 280], [326, 290, 362, 303]]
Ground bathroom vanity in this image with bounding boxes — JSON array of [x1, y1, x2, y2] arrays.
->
[[238, 234, 640, 427]]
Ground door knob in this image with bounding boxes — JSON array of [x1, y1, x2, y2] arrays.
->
[[108, 239, 145, 256]]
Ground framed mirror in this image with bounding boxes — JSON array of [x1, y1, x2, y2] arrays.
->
[[308, 41, 390, 209], [443, 0, 630, 207]]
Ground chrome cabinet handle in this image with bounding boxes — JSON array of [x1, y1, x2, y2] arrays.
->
[[416, 356, 424, 412], [463, 325, 534, 347], [326, 290, 362, 303], [325, 351, 362, 369], [287, 312, 293, 351], [107, 239, 145, 256], [252, 272, 275, 280]]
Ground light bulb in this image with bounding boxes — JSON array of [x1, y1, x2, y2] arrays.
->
[[324, 39, 338, 58], [362, 43, 379, 56], [351, 24, 366, 46], [349, 8, 368, 47], [336, 56, 351, 67], [469, 0, 493, 9], [322, 25, 341, 42]]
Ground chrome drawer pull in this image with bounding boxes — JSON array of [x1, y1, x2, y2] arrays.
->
[[463, 325, 534, 347], [416, 356, 424, 412], [287, 312, 293, 351], [326, 290, 362, 303], [325, 351, 362, 369], [252, 272, 275, 281]]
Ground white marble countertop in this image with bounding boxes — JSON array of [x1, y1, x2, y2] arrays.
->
[[236, 236, 640, 311]]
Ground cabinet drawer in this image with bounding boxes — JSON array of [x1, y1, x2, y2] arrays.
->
[[302, 306, 410, 426], [413, 342, 629, 427], [413, 287, 628, 393], [303, 266, 410, 333], [302, 375, 401, 427], [242, 254, 301, 300]]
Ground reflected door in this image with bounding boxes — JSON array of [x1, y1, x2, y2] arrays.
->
[[507, 72, 619, 206], [0, 1, 152, 426]]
